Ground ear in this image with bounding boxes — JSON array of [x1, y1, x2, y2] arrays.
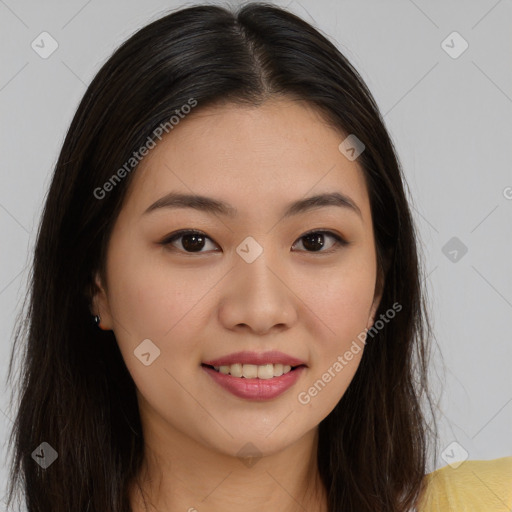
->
[[367, 245, 393, 329], [90, 271, 113, 330], [367, 267, 385, 330], [367, 290, 383, 330]]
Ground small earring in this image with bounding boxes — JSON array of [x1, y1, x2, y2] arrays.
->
[[92, 314, 102, 329]]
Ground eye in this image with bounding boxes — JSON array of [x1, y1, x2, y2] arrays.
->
[[292, 230, 348, 253], [159, 229, 349, 254], [160, 229, 219, 253]]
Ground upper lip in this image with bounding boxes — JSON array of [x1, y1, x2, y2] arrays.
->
[[202, 350, 307, 367]]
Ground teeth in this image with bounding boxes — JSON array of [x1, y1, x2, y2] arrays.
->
[[212, 363, 294, 379]]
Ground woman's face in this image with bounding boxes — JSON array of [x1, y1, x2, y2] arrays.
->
[[93, 98, 382, 458]]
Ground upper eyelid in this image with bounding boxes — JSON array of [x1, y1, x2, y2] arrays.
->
[[162, 228, 342, 240]]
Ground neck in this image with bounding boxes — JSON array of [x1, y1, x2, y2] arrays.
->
[[129, 424, 328, 512]]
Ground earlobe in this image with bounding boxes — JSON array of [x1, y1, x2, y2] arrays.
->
[[90, 272, 112, 330]]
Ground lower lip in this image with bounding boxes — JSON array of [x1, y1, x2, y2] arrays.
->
[[201, 365, 306, 401]]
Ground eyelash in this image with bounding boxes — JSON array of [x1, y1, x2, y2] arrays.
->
[[159, 229, 349, 255]]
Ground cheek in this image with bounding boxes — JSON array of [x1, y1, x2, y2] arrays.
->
[[104, 241, 217, 390], [302, 255, 377, 346], [104, 244, 213, 407], [295, 250, 377, 410], [295, 272, 373, 417], [106, 237, 213, 340]]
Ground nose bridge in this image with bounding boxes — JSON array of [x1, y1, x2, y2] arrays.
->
[[235, 240, 283, 299], [220, 237, 296, 332]]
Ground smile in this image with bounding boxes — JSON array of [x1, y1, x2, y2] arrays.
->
[[207, 363, 297, 379], [201, 363, 306, 400]]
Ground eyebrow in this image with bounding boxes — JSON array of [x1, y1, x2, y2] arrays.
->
[[142, 191, 362, 219]]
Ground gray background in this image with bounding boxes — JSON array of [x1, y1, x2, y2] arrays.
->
[[1, 0, 511, 505]]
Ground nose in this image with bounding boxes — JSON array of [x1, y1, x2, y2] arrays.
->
[[218, 249, 298, 335]]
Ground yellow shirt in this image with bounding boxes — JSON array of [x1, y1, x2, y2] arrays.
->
[[418, 456, 512, 511]]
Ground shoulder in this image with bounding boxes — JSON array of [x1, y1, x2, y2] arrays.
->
[[417, 456, 512, 512]]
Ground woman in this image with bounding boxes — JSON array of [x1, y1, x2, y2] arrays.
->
[[5, 3, 511, 511]]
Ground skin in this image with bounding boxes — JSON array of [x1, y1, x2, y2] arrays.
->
[[92, 97, 383, 512]]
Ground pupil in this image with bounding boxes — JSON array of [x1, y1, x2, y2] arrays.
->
[[182, 234, 205, 252], [303, 233, 324, 252]]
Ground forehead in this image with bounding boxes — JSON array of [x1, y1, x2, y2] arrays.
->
[[121, 98, 371, 223]]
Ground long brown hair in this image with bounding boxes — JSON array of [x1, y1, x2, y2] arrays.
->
[[5, 3, 439, 511]]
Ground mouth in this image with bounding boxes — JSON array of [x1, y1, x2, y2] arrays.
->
[[201, 362, 307, 400], [201, 363, 306, 380]]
